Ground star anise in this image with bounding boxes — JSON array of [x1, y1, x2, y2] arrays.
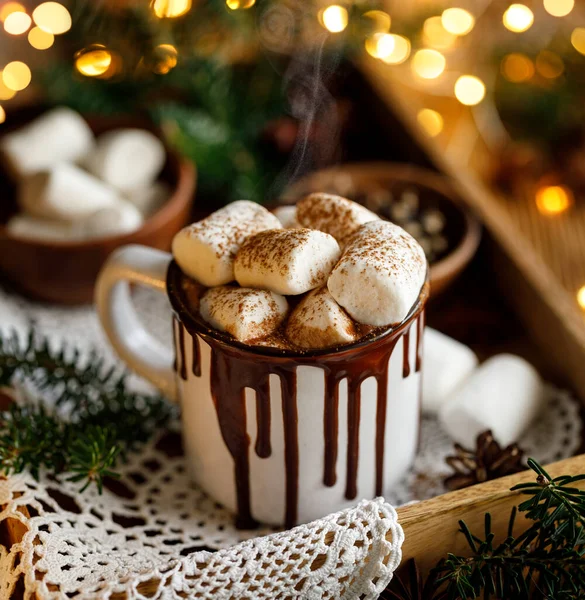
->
[[381, 558, 438, 600], [444, 430, 526, 491]]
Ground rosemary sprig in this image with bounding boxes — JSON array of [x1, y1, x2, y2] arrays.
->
[[0, 329, 174, 492]]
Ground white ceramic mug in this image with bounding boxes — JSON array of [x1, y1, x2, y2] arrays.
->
[[96, 244, 427, 527]]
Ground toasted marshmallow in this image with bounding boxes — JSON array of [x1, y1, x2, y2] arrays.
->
[[285, 287, 357, 349], [328, 221, 426, 326], [296, 193, 379, 245], [234, 228, 341, 296], [172, 201, 281, 287], [200, 286, 288, 343], [273, 205, 299, 228]]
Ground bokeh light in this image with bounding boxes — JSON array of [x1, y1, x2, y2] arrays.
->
[[2, 61, 31, 91], [441, 8, 475, 36], [503, 4, 534, 32], [0, 3, 25, 22], [536, 185, 573, 215], [544, 0, 574, 17], [0, 106, 5, 124], [319, 5, 348, 33], [28, 26, 54, 49], [365, 33, 395, 59], [417, 109, 443, 137], [32, 2, 71, 34], [75, 46, 119, 78], [380, 34, 410, 64], [4, 10, 30, 34], [0, 76, 16, 100], [536, 51, 564, 79], [501, 53, 534, 82], [423, 16, 457, 50], [572, 28, 585, 55], [152, 44, 178, 74], [152, 0, 192, 18], [454, 75, 486, 105], [225, 0, 255, 9], [411, 49, 446, 79], [577, 286, 585, 309], [363, 10, 391, 34]]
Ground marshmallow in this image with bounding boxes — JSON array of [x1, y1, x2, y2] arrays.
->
[[285, 286, 357, 349], [83, 199, 143, 239], [19, 163, 120, 221], [423, 328, 478, 415], [272, 205, 299, 228], [327, 221, 427, 326], [86, 129, 166, 192], [125, 181, 171, 216], [296, 193, 379, 245], [172, 201, 282, 287], [439, 354, 545, 448], [0, 107, 95, 179], [200, 286, 288, 343], [234, 228, 341, 296], [6, 214, 84, 242]]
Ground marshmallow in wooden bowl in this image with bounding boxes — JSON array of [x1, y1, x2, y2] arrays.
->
[[6, 214, 84, 242], [125, 182, 171, 216], [422, 328, 478, 415], [439, 354, 545, 447], [18, 163, 120, 221], [234, 228, 341, 295], [296, 192, 379, 246], [0, 107, 95, 179], [327, 220, 427, 326], [172, 201, 282, 287], [85, 129, 165, 193], [285, 286, 357, 349], [200, 286, 288, 343], [272, 205, 299, 228], [83, 200, 144, 239]]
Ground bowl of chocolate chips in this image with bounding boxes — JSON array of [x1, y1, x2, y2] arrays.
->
[[282, 163, 481, 297]]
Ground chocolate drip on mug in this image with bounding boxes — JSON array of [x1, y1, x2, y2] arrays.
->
[[402, 328, 411, 378], [323, 374, 340, 487], [280, 368, 299, 526], [172, 317, 178, 373], [415, 314, 424, 372], [177, 321, 188, 381], [192, 336, 201, 377], [345, 379, 361, 500], [255, 376, 272, 459]]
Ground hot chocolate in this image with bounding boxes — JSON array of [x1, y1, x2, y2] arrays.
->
[[167, 195, 428, 527]]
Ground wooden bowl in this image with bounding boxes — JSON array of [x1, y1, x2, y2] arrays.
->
[[283, 163, 481, 297], [0, 112, 196, 305]]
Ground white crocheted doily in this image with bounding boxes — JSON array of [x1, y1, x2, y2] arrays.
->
[[0, 286, 580, 599]]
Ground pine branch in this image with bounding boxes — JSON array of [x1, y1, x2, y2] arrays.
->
[[0, 329, 174, 493], [430, 459, 585, 600]]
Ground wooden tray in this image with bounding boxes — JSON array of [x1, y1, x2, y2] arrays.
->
[[358, 56, 585, 401]]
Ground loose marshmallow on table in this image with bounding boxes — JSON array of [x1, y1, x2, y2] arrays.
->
[[439, 354, 545, 448], [285, 286, 357, 349], [6, 214, 84, 242], [234, 228, 341, 296], [19, 163, 120, 221], [0, 107, 95, 179], [200, 286, 288, 343], [272, 205, 299, 228], [83, 199, 143, 239], [328, 220, 427, 326], [86, 129, 165, 193], [296, 193, 379, 245], [423, 328, 478, 415], [172, 201, 282, 287]]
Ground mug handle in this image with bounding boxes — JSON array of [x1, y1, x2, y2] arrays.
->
[[95, 244, 178, 403]]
